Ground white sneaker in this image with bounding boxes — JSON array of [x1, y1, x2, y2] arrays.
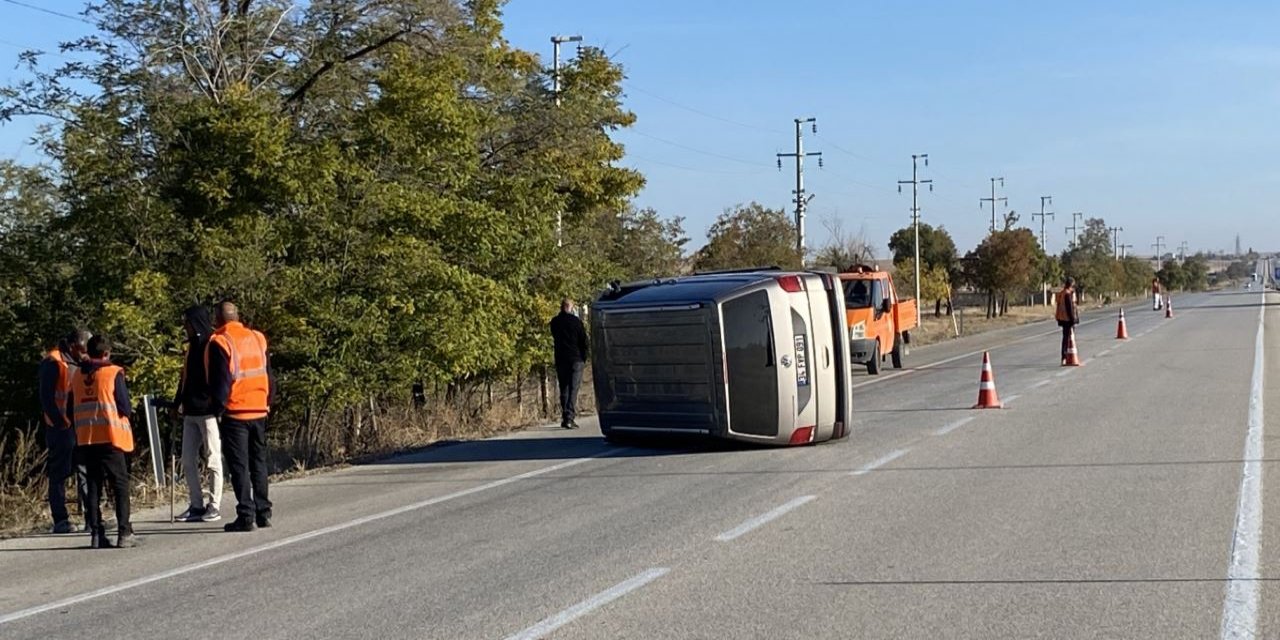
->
[[201, 505, 222, 522]]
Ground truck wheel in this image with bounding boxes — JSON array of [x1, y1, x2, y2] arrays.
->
[[891, 334, 906, 369], [866, 339, 882, 375]]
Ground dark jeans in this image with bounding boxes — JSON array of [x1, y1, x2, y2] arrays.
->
[[1059, 322, 1074, 359], [556, 361, 584, 425], [222, 417, 272, 522], [44, 425, 86, 524], [76, 444, 131, 536]]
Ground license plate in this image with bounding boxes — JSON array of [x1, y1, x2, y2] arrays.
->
[[793, 334, 809, 386]]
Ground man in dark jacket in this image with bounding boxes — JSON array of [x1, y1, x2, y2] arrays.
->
[[173, 305, 223, 523], [549, 298, 589, 429], [38, 330, 89, 534], [1056, 277, 1080, 363]]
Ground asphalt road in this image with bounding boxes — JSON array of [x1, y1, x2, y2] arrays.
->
[[1, 285, 1275, 639]]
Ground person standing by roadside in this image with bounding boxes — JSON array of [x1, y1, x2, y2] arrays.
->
[[38, 330, 90, 534], [1056, 277, 1080, 365], [549, 298, 589, 430], [172, 305, 222, 523], [206, 301, 274, 533], [67, 335, 138, 549], [1152, 277, 1163, 311]]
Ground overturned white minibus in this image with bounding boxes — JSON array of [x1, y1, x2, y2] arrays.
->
[[590, 269, 853, 446]]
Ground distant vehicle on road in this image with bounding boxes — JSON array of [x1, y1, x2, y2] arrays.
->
[[837, 265, 918, 374], [590, 269, 853, 446]]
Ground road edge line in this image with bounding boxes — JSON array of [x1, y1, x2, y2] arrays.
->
[[1220, 291, 1267, 640]]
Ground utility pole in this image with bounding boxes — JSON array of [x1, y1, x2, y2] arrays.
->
[[1032, 195, 1054, 251], [1119, 243, 1134, 259], [550, 34, 582, 247], [979, 177, 1007, 233], [1178, 241, 1190, 262], [1065, 212, 1083, 248], [550, 35, 582, 107], [898, 154, 932, 327], [776, 118, 822, 259], [1109, 226, 1124, 259], [1152, 235, 1166, 267]]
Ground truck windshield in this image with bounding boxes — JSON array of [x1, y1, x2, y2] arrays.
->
[[843, 279, 872, 309]]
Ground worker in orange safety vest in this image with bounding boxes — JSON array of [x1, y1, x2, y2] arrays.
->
[[206, 301, 275, 533], [67, 335, 138, 549]]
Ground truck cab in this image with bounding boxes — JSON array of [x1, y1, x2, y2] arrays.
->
[[837, 265, 918, 375]]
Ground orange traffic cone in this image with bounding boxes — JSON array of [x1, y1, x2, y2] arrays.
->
[[972, 351, 1003, 409], [1063, 328, 1082, 367], [1165, 297, 1173, 319], [1116, 308, 1130, 340]]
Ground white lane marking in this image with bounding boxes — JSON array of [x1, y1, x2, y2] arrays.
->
[[851, 449, 908, 476], [504, 568, 670, 640], [1055, 369, 1074, 378], [1030, 379, 1052, 389], [0, 456, 604, 626], [1097, 348, 1112, 357], [1002, 394, 1022, 404], [714, 495, 816, 542], [851, 311, 1119, 390], [934, 417, 975, 436], [1220, 292, 1267, 640]]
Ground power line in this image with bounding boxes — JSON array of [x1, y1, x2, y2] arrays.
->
[[0, 0, 91, 24], [624, 82, 783, 135], [627, 130, 769, 167], [980, 177, 1008, 233], [625, 153, 768, 176]]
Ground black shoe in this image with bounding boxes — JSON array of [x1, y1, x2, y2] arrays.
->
[[566, 421, 580, 430], [51, 520, 79, 534], [224, 518, 257, 533], [89, 528, 112, 549], [115, 532, 140, 549], [255, 515, 272, 529]]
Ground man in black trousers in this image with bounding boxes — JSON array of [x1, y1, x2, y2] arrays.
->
[[549, 298, 589, 430]]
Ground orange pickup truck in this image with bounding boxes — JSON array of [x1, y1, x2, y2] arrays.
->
[[837, 265, 919, 374]]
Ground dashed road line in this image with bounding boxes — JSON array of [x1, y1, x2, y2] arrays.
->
[[1030, 379, 1052, 390], [504, 568, 670, 640], [934, 417, 975, 436], [1002, 394, 1022, 405], [714, 496, 816, 542], [851, 449, 908, 476]]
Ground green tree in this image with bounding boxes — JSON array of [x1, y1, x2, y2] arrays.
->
[[1061, 218, 1116, 300], [693, 202, 801, 271], [964, 227, 1041, 318], [1157, 260, 1186, 291], [1182, 255, 1209, 291], [0, 0, 653, 465], [887, 223, 958, 273]]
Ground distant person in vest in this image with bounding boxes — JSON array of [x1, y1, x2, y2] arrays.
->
[[206, 301, 275, 532], [67, 335, 138, 549], [1055, 277, 1080, 364], [1151, 277, 1163, 311], [38, 329, 90, 534], [172, 305, 223, 523], [549, 298, 588, 430]]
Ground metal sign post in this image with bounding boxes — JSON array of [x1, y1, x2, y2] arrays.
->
[[141, 395, 165, 490]]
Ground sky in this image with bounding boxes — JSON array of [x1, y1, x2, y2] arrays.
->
[[2, 0, 1278, 258]]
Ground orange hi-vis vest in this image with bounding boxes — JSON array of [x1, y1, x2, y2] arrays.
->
[[207, 321, 270, 419], [1055, 286, 1075, 322], [43, 348, 71, 427], [70, 364, 134, 453]]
